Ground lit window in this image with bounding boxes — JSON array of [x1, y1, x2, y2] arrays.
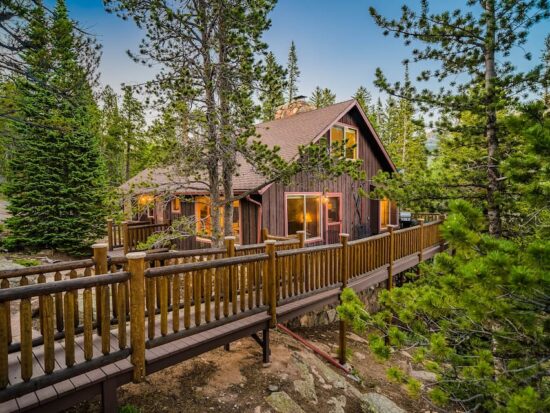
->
[[286, 194, 321, 240], [380, 198, 390, 228], [171, 198, 181, 213], [195, 196, 240, 239], [330, 126, 358, 159], [327, 196, 340, 223]]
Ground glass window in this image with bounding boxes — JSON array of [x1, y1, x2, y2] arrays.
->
[[171, 198, 181, 213], [327, 196, 340, 223], [330, 126, 358, 159], [195, 196, 240, 239], [346, 128, 357, 159], [286, 194, 322, 239], [380, 198, 390, 228]]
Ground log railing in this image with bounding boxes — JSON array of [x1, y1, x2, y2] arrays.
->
[[412, 212, 443, 223], [0, 220, 444, 403], [107, 219, 153, 251]]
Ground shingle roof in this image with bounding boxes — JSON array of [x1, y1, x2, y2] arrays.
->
[[120, 99, 393, 194]]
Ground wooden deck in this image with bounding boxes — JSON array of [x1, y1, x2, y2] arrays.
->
[[0, 221, 444, 412]]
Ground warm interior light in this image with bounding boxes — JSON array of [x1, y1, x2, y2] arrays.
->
[[138, 194, 154, 206]]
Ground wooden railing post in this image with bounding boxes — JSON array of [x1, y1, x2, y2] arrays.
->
[[265, 240, 277, 328], [387, 226, 397, 291], [225, 236, 237, 315], [418, 219, 425, 264], [93, 243, 108, 336], [127, 251, 146, 382], [297, 230, 305, 248], [123, 221, 130, 255], [339, 233, 349, 365], [107, 219, 114, 251], [261, 228, 269, 242]]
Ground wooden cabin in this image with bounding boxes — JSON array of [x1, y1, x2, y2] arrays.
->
[[120, 99, 398, 247]]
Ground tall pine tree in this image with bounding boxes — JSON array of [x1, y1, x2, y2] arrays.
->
[[259, 52, 286, 121], [286, 40, 300, 102], [5, 0, 107, 254]]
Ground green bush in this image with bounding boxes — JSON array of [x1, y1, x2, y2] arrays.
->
[[13, 258, 41, 267]]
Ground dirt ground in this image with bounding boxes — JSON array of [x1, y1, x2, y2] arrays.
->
[[66, 322, 436, 413]]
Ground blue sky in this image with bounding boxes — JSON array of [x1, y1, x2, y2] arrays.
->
[[54, 1, 548, 102]]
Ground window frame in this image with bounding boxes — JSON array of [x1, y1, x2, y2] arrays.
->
[[284, 192, 323, 243], [329, 124, 359, 160]]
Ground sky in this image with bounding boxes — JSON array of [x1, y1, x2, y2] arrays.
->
[[52, 0, 549, 104]]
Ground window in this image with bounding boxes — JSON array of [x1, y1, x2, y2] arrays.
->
[[195, 196, 240, 239], [327, 196, 340, 223], [171, 198, 181, 213], [286, 194, 321, 240], [137, 194, 155, 219], [380, 198, 397, 229], [330, 125, 358, 159]]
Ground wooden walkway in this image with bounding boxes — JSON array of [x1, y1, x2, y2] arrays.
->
[[0, 222, 444, 412]]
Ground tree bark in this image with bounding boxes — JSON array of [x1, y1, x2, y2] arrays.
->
[[484, 0, 502, 236]]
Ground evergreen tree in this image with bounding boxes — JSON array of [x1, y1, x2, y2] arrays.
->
[[5, 0, 107, 254], [338, 201, 550, 411], [370, 0, 549, 236], [259, 52, 286, 121], [309, 86, 336, 108], [99, 85, 125, 186], [286, 40, 300, 102], [120, 86, 146, 181]]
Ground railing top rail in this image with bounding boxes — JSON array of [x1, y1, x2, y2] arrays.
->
[[0, 259, 95, 280], [0, 271, 130, 302], [276, 242, 342, 258], [145, 253, 269, 278], [141, 247, 226, 262], [348, 231, 390, 246], [424, 219, 444, 227], [235, 242, 264, 251], [393, 225, 421, 235], [127, 223, 170, 230]]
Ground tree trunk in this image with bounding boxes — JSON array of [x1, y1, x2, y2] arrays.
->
[[125, 140, 130, 181], [484, 0, 502, 236]]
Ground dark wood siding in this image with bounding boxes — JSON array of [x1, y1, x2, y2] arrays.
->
[[240, 197, 260, 244], [261, 106, 393, 240]]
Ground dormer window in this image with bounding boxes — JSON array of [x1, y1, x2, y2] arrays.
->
[[330, 126, 358, 159]]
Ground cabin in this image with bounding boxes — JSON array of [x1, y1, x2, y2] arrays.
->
[[120, 98, 398, 248]]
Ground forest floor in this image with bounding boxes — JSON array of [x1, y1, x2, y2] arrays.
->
[[67, 322, 438, 413]]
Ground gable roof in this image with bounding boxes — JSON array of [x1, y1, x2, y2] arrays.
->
[[120, 99, 396, 194]]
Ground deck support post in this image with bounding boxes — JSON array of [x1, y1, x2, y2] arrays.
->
[[128, 251, 146, 383], [93, 244, 108, 336], [225, 236, 236, 315], [101, 379, 118, 413], [338, 233, 349, 365], [107, 219, 114, 251], [122, 221, 129, 255], [418, 219, 425, 266], [387, 226, 397, 291], [265, 240, 277, 328], [262, 327, 270, 363]]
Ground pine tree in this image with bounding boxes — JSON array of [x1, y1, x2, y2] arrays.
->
[[99, 85, 125, 186], [338, 201, 550, 411], [259, 52, 286, 121], [353, 86, 372, 113], [370, 0, 550, 236], [309, 86, 336, 108], [5, 0, 107, 254], [120, 86, 146, 181], [286, 40, 300, 102]]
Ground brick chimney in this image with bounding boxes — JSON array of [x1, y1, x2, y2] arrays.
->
[[274, 96, 316, 120]]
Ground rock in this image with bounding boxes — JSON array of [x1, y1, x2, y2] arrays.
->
[[326, 309, 338, 323], [354, 352, 366, 361], [293, 379, 317, 404], [0, 258, 24, 272], [400, 350, 413, 359], [360, 393, 405, 413], [266, 391, 305, 413], [328, 395, 347, 413], [268, 384, 279, 393], [262, 362, 272, 368], [410, 369, 437, 382], [254, 407, 262, 413], [347, 333, 368, 344]]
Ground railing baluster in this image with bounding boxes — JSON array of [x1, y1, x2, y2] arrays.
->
[[173, 270, 181, 332], [20, 275, 32, 381], [83, 287, 93, 361], [43, 294, 54, 374], [64, 290, 75, 367]]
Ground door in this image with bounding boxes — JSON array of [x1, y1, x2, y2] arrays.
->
[[325, 194, 342, 244]]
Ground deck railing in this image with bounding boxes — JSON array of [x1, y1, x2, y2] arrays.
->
[[0, 220, 443, 402]]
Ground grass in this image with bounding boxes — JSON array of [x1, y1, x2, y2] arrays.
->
[[13, 258, 41, 267]]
